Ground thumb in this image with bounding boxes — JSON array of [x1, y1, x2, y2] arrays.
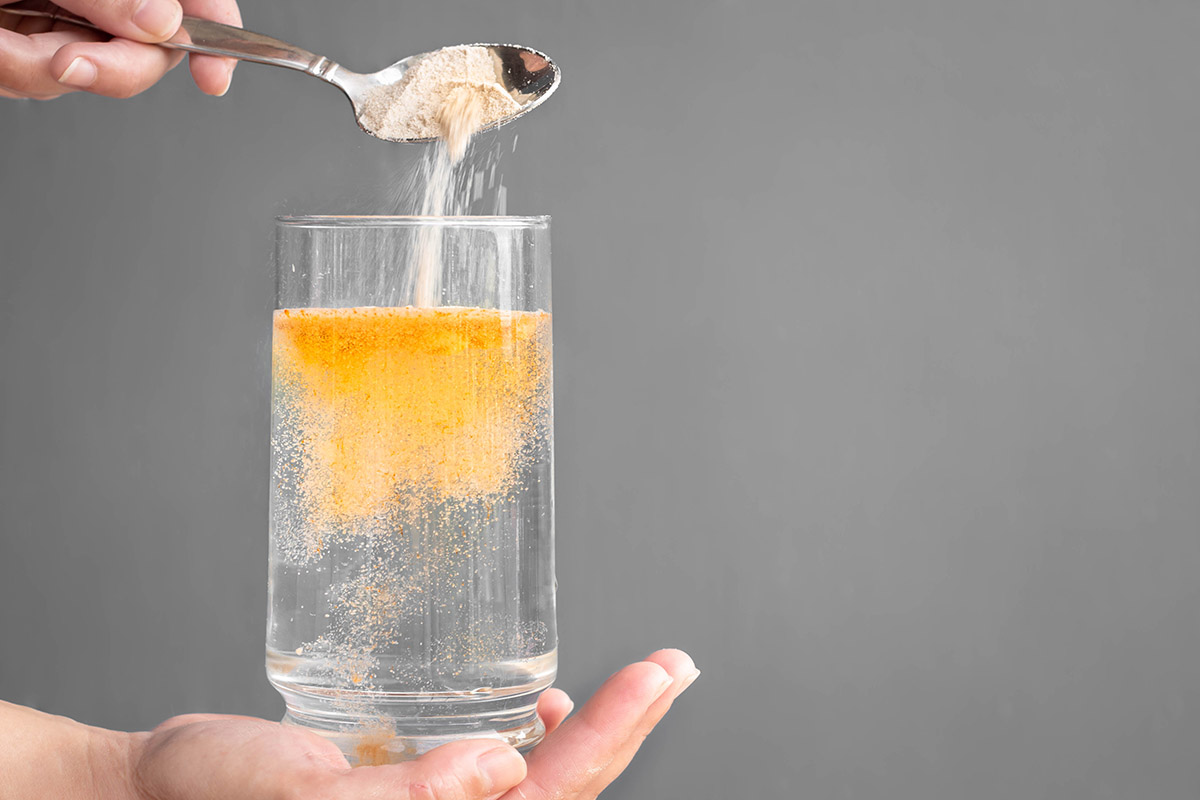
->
[[335, 739, 527, 800], [54, 0, 182, 43]]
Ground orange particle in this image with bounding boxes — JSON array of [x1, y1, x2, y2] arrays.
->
[[353, 729, 393, 766]]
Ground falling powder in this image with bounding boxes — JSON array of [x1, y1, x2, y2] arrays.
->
[[360, 45, 526, 306]]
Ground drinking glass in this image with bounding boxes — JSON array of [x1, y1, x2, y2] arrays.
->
[[267, 216, 555, 762]]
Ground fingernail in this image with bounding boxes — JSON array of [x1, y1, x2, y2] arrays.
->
[[133, 0, 183, 40], [681, 669, 701, 691], [218, 62, 236, 96], [58, 57, 97, 88], [652, 673, 675, 700], [476, 746, 525, 793]]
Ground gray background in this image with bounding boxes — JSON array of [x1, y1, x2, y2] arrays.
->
[[2, 1, 1199, 797]]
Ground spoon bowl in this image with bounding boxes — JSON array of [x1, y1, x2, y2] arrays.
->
[[337, 44, 560, 142]]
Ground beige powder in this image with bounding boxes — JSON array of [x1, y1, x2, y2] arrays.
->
[[437, 85, 488, 161], [360, 45, 523, 307], [359, 45, 522, 156]]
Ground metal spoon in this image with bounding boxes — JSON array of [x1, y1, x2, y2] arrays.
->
[[1, 7, 560, 142]]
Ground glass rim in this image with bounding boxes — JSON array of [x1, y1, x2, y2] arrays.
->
[[276, 215, 550, 229]]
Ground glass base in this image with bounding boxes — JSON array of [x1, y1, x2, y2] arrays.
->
[[279, 699, 546, 765]]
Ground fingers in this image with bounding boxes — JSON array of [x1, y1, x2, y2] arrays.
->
[[505, 660, 674, 800], [629, 649, 698, 741], [579, 649, 699, 795], [508, 651, 700, 800], [2, 10, 58, 35], [0, 27, 99, 99], [49, 35, 184, 97], [0, 16, 183, 101], [180, 0, 240, 95], [148, 712, 246, 733], [53, 0, 183, 42], [1, 0, 240, 99], [537, 689, 574, 736], [336, 738, 526, 800]]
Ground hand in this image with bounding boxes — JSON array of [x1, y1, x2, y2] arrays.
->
[[500, 649, 699, 800], [126, 649, 699, 800], [0, 0, 241, 100]]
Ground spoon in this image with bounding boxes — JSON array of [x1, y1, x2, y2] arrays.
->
[[1, 7, 560, 142]]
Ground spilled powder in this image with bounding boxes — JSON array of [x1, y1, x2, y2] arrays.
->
[[359, 45, 522, 158]]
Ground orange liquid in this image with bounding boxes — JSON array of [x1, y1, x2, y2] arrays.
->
[[272, 306, 552, 532]]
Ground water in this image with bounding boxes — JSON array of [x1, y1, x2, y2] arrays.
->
[[267, 305, 555, 759]]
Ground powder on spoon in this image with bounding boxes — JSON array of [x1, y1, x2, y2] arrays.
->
[[359, 45, 522, 159]]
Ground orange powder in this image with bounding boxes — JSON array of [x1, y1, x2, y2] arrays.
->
[[353, 729, 395, 766], [272, 306, 551, 538]]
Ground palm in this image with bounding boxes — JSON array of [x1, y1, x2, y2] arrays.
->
[[129, 649, 697, 800]]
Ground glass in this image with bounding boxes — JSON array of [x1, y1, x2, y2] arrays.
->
[[267, 216, 555, 762]]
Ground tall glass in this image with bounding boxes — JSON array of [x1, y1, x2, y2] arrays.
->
[[267, 216, 555, 762]]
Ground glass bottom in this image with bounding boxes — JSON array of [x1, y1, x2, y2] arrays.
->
[[275, 685, 550, 764], [281, 709, 545, 765]]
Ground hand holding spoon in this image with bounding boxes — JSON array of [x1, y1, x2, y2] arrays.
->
[[0, 6, 559, 141]]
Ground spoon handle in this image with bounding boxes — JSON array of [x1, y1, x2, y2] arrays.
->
[[0, 8, 344, 81], [168, 17, 343, 80]]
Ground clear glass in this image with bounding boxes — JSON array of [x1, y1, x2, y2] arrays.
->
[[267, 216, 555, 762]]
